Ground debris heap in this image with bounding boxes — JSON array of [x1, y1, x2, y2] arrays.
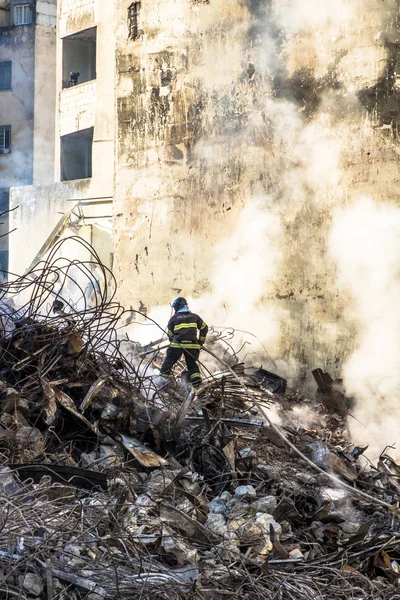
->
[[0, 238, 399, 599]]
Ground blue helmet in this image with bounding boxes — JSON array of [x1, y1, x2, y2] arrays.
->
[[172, 297, 188, 311]]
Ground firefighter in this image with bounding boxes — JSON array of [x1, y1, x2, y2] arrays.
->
[[159, 297, 208, 387]]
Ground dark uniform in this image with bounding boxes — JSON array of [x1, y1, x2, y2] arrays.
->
[[160, 307, 208, 387]]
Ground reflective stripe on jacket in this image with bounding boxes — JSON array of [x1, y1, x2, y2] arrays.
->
[[167, 311, 208, 350]]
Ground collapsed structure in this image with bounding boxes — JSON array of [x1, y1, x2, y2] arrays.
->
[[0, 239, 398, 599]]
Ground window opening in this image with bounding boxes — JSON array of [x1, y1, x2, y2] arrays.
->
[[14, 4, 32, 25], [0, 63, 11, 91], [60, 127, 93, 181], [0, 126, 11, 154], [62, 28, 97, 89], [128, 2, 141, 41]]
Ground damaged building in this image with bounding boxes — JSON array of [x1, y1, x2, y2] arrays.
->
[[1, 2, 400, 598], [6, 0, 400, 380], [8, 0, 115, 276]]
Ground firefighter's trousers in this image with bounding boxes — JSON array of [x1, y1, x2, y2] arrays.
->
[[160, 347, 201, 386]]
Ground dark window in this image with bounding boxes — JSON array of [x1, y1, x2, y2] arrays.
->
[[60, 127, 93, 181], [62, 27, 97, 89], [0, 126, 11, 154], [128, 2, 141, 41], [0, 63, 12, 91]]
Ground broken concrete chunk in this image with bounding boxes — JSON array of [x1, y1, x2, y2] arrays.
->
[[80, 451, 97, 469], [255, 513, 282, 538], [252, 495, 277, 514], [99, 445, 121, 469], [206, 513, 227, 536], [220, 491, 232, 503], [234, 485, 257, 500], [22, 573, 44, 597], [311, 441, 330, 466], [236, 521, 264, 545], [257, 464, 280, 480], [296, 472, 317, 485], [0, 467, 20, 496], [208, 497, 228, 514], [15, 426, 44, 459], [160, 506, 197, 538], [289, 548, 304, 559]]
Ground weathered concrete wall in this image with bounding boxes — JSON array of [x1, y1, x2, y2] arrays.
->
[[0, 7, 9, 27], [113, 0, 400, 376], [33, 0, 57, 184], [55, 0, 114, 199], [59, 81, 96, 135], [9, 179, 91, 274], [0, 4, 56, 188], [59, 0, 95, 38], [0, 24, 35, 187]]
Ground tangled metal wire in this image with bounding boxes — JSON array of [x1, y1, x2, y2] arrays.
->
[[0, 238, 399, 599]]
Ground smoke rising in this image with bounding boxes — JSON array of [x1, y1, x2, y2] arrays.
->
[[188, 0, 400, 444], [121, 0, 400, 453], [195, 197, 283, 352], [329, 197, 400, 460]]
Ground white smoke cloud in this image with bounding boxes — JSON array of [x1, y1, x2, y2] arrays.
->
[[274, 0, 353, 33], [329, 197, 400, 460], [193, 197, 284, 360]]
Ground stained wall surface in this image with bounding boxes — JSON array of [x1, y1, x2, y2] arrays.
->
[[113, 0, 400, 376], [0, 24, 35, 188]]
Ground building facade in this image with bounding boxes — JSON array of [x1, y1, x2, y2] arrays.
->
[[113, 0, 400, 377], [9, 0, 115, 277], [0, 0, 57, 274], [8, 0, 400, 383]]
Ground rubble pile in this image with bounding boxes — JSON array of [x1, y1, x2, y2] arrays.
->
[[0, 240, 399, 599]]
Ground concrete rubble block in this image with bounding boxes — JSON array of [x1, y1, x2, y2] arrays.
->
[[99, 444, 122, 468], [255, 512, 282, 538], [320, 487, 348, 507], [15, 426, 44, 459], [21, 572, 44, 597], [80, 451, 97, 469], [145, 469, 180, 495], [227, 500, 251, 518], [236, 521, 264, 546], [234, 485, 257, 500], [252, 495, 277, 514], [220, 491, 232, 502], [289, 547, 304, 559], [61, 543, 83, 568], [0, 466, 21, 496], [257, 463, 281, 480], [208, 497, 227, 514], [295, 472, 317, 485], [160, 505, 197, 537], [228, 516, 248, 534], [205, 513, 228, 536]]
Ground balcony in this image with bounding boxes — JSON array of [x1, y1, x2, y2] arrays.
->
[[59, 80, 96, 136]]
